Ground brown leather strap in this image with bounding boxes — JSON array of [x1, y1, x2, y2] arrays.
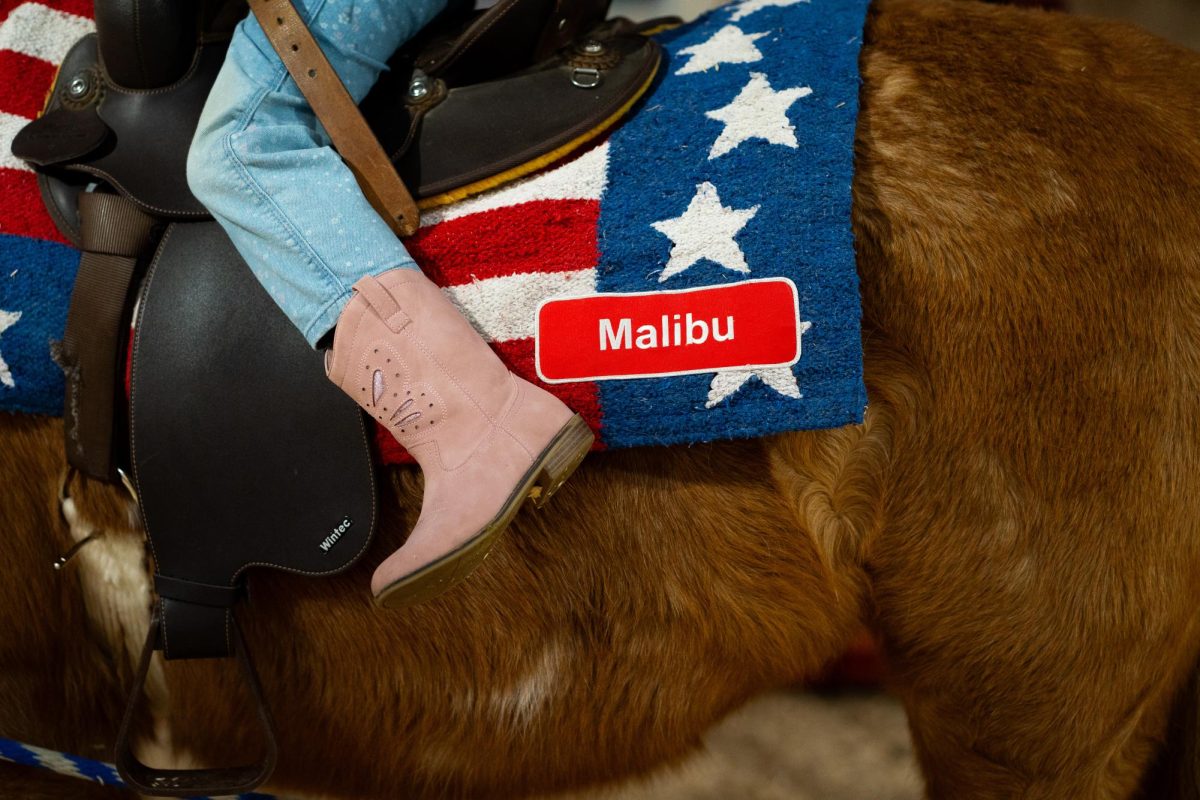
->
[[115, 608, 278, 796], [249, 0, 420, 237], [60, 192, 156, 482], [535, 0, 612, 60]]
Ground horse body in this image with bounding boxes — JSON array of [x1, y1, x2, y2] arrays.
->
[[2, 1, 1200, 797]]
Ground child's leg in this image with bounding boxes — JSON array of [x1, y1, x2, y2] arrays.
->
[[186, 0, 446, 347]]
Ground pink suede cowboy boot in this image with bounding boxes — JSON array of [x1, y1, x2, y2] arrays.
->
[[325, 269, 593, 608]]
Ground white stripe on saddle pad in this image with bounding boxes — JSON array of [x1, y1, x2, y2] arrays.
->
[[445, 268, 598, 342], [419, 142, 610, 227], [0, 3, 95, 64], [0, 112, 33, 172]]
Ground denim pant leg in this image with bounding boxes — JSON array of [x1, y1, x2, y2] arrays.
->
[[187, 0, 446, 347]]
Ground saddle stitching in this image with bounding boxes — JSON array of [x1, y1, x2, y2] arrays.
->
[[97, 41, 205, 97]]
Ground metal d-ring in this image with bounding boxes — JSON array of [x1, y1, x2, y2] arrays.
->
[[571, 67, 602, 89]]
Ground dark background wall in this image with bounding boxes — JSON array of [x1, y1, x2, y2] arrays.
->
[[1072, 0, 1200, 48]]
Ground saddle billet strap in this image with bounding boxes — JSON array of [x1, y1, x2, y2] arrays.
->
[[415, 0, 557, 84], [535, 0, 613, 61], [60, 192, 157, 482], [115, 607, 278, 797], [411, 0, 609, 85], [248, 0, 420, 237]]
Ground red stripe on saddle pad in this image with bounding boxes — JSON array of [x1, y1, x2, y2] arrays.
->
[[0, 51, 55, 118], [493, 338, 603, 439], [0, 169, 68, 243], [406, 198, 599, 285]]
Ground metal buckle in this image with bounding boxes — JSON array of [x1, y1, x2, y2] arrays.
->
[[117, 467, 140, 505], [53, 466, 141, 571], [54, 467, 100, 570]]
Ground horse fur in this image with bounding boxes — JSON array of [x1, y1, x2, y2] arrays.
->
[[1, 0, 1199, 797]]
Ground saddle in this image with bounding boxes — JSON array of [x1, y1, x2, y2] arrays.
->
[[11, 0, 662, 795]]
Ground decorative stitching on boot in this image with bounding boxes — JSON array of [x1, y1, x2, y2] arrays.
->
[[359, 341, 446, 441]]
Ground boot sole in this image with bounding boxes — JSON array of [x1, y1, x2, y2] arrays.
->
[[374, 414, 594, 609]]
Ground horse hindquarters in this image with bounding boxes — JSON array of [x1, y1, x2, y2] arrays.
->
[[854, 1, 1200, 796]]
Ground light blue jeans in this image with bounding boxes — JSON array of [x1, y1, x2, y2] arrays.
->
[[187, 0, 446, 347]]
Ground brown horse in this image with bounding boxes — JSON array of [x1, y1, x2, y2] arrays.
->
[[2, 0, 1199, 797]]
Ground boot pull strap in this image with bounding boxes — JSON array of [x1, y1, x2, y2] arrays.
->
[[352, 276, 412, 333], [248, 0, 420, 237]]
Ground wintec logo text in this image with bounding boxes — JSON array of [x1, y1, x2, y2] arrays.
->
[[319, 517, 353, 553]]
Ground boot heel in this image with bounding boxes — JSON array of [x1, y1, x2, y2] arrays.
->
[[530, 415, 594, 509]]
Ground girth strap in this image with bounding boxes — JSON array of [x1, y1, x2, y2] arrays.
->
[[59, 192, 156, 482]]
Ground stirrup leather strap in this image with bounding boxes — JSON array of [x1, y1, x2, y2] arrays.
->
[[248, 0, 421, 237], [60, 192, 156, 482]]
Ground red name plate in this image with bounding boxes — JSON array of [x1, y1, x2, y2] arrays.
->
[[536, 278, 802, 383]]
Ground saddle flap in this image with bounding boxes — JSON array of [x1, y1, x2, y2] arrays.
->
[[130, 221, 377, 659], [9, 107, 111, 169]]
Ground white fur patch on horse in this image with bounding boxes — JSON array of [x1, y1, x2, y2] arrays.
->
[[60, 486, 181, 764], [490, 641, 565, 729]]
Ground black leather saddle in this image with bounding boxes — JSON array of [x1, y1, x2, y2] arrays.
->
[[118, 219, 377, 796], [10, 0, 662, 795]]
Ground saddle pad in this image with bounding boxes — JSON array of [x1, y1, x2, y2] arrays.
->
[[0, 0, 868, 447]]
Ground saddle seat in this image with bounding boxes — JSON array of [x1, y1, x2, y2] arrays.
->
[[14, 0, 663, 225]]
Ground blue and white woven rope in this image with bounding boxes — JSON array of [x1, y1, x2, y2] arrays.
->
[[0, 735, 276, 799]]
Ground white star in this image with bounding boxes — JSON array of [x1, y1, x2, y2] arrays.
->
[[651, 182, 760, 282], [705, 72, 813, 160], [704, 321, 812, 408], [0, 309, 21, 389], [729, 0, 809, 22], [675, 25, 769, 76]]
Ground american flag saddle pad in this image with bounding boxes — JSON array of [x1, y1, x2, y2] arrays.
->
[[0, 0, 868, 450]]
